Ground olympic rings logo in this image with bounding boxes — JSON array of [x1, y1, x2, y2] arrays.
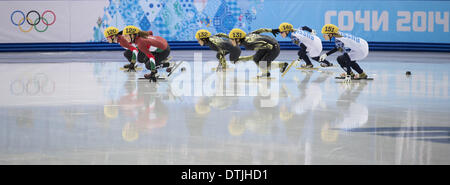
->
[[10, 10, 56, 33], [10, 73, 56, 96]]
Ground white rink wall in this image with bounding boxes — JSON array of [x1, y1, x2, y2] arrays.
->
[[0, 0, 107, 43]]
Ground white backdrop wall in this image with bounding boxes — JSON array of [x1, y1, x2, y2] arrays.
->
[[0, 0, 107, 43]]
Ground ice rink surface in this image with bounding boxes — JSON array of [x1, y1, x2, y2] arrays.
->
[[0, 50, 449, 164]]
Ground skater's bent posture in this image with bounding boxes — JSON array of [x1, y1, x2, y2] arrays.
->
[[122, 26, 172, 81], [226, 28, 288, 78], [319, 24, 369, 79], [104, 26, 148, 72], [195, 29, 241, 71], [273, 22, 333, 68]]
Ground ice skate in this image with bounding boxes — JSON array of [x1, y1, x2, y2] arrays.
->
[[280, 62, 289, 73], [165, 61, 176, 73], [126, 63, 137, 72], [215, 63, 225, 72], [123, 63, 134, 69], [256, 72, 271, 78], [320, 62, 333, 67], [340, 72, 355, 78], [355, 72, 367, 79], [297, 63, 319, 70], [300, 64, 314, 68], [336, 72, 373, 80], [120, 63, 142, 71], [282, 59, 299, 77], [167, 61, 184, 77], [144, 70, 158, 82]]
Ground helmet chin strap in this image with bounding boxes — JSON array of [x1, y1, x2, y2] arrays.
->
[[239, 38, 245, 44], [329, 34, 335, 41], [204, 38, 210, 43], [131, 34, 136, 43]]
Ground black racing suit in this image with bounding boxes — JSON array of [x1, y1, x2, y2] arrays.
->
[[204, 34, 241, 68], [237, 29, 281, 69]]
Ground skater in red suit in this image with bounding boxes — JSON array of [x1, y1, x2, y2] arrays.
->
[[104, 26, 153, 72], [122, 25, 173, 82]]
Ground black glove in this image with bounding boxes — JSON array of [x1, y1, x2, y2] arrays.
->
[[271, 29, 280, 37], [301, 26, 313, 32]]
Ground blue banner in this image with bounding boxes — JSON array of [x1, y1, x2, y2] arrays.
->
[[94, 0, 450, 43]]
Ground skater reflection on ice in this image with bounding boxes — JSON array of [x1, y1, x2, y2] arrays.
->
[[0, 50, 449, 164], [118, 73, 170, 142], [332, 81, 369, 130]]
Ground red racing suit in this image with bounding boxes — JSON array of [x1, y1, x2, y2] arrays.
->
[[135, 35, 168, 70], [117, 31, 154, 62]]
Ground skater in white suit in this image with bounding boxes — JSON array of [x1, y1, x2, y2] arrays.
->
[[273, 22, 333, 68], [319, 24, 369, 79]]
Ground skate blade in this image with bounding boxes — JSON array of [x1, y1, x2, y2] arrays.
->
[[251, 77, 276, 80], [335, 77, 374, 80], [281, 60, 297, 77], [211, 67, 235, 72], [296, 67, 319, 70], [120, 67, 143, 71], [138, 77, 168, 82], [138, 77, 167, 80], [320, 66, 338, 69], [167, 61, 184, 77]]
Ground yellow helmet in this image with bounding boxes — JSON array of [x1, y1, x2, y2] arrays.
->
[[228, 116, 245, 136], [279, 22, 294, 32], [228, 28, 246, 39], [279, 105, 293, 121], [104, 26, 119, 38], [321, 24, 339, 34], [122, 122, 139, 142], [123, 25, 140, 35], [195, 29, 211, 40], [321, 123, 338, 143], [195, 103, 211, 115], [104, 104, 118, 119]]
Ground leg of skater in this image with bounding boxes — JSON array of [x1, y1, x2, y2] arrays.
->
[[143, 56, 158, 81], [349, 60, 367, 79], [298, 44, 314, 68], [152, 46, 174, 75], [336, 53, 354, 77], [228, 45, 241, 64], [216, 52, 227, 71], [253, 50, 271, 77], [137, 51, 148, 63], [123, 49, 137, 69], [268, 43, 288, 73], [123, 49, 138, 71], [155, 46, 171, 67], [257, 44, 287, 77], [266, 44, 288, 73]]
